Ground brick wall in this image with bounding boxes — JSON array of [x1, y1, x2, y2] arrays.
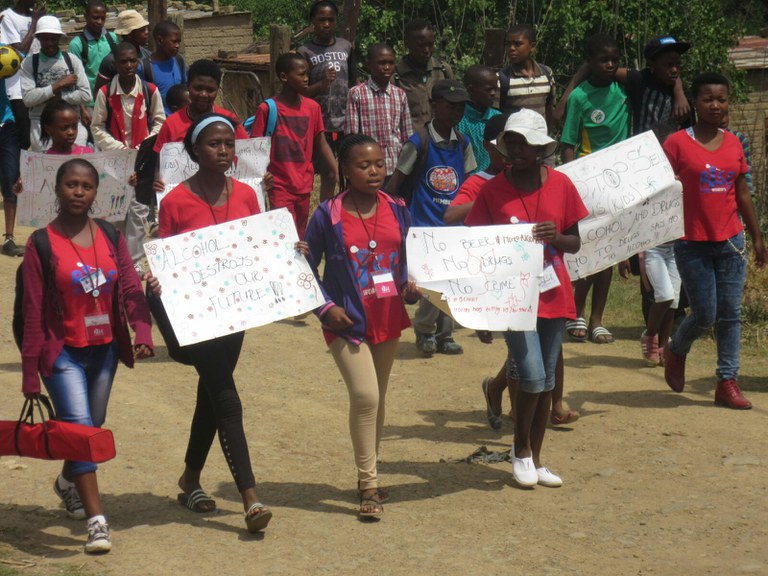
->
[[182, 13, 253, 63], [731, 69, 767, 217]]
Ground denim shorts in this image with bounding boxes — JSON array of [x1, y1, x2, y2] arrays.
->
[[42, 343, 118, 476], [503, 318, 565, 394]]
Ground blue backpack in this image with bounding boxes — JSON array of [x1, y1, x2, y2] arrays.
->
[[243, 98, 277, 136]]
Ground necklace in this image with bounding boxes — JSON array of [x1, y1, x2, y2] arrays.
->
[[199, 177, 231, 225], [66, 220, 102, 299], [510, 166, 543, 224], [350, 193, 379, 252]]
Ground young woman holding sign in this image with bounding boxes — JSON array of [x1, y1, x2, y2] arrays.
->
[[21, 158, 153, 553], [303, 134, 421, 519], [465, 109, 587, 488], [148, 113, 273, 532]]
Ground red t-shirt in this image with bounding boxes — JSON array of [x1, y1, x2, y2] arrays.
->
[[450, 171, 494, 207], [662, 129, 747, 242], [159, 178, 261, 237], [153, 105, 248, 153], [251, 96, 324, 198], [323, 201, 411, 345], [46, 145, 94, 155], [49, 223, 117, 347], [465, 168, 588, 320]]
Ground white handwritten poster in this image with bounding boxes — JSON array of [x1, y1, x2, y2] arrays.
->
[[158, 137, 270, 211], [407, 224, 543, 331], [556, 131, 684, 280], [17, 149, 137, 227], [143, 208, 320, 346]]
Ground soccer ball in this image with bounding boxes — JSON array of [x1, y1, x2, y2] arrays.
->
[[0, 45, 22, 80]]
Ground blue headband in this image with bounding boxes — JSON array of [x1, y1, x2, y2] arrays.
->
[[190, 116, 235, 144]]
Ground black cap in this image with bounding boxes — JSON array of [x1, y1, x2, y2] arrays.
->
[[431, 79, 471, 103], [644, 36, 691, 60]]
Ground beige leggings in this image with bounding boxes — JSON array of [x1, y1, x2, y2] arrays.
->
[[329, 338, 399, 491]]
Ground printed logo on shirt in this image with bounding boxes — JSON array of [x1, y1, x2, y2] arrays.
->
[[69, 264, 117, 294], [350, 248, 399, 297], [427, 166, 459, 198], [590, 109, 606, 124], [273, 116, 310, 164], [699, 163, 736, 194]]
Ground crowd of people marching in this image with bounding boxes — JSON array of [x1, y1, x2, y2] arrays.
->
[[3, 0, 764, 555]]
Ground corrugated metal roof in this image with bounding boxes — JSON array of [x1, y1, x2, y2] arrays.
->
[[729, 35, 768, 71]]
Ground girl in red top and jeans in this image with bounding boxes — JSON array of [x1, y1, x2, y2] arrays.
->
[[21, 158, 153, 553], [662, 73, 766, 408]]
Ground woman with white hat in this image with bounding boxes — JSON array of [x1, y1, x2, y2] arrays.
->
[[465, 108, 588, 488]]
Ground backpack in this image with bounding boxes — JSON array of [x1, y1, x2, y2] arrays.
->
[[243, 98, 278, 137], [77, 30, 117, 66], [395, 126, 467, 205], [13, 219, 120, 351], [32, 52, 74, 84], [133, 134, 158, 206], [140, 54, 187, 86]]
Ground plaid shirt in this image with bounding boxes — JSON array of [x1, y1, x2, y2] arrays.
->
[[345, 78, 414, 175]]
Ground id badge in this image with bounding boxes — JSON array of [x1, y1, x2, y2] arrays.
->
[[84, 313, 112, 341], [372, 271, 397, 299], [79, 269, 107, 294], [539, 263, 561, 293]]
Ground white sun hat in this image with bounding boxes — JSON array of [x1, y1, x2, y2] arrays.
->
[[495, 108, 558, 158]]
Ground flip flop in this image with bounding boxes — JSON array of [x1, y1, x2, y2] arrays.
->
[[589, 326, 614, 344], [550, 410, 580, 426], [481, 377, 503, 430], [357, 482, 390, 504], [177, 488, 216, 513], [359, 496, 383, 519], [566, 317, 588, 341], [244, 502, 273, 533]]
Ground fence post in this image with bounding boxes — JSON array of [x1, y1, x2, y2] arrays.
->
[[269, 24, 291, 96]]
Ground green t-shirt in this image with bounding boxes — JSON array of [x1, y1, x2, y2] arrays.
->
[[68, 29, 119, 104], [561, 79, 629, 156]]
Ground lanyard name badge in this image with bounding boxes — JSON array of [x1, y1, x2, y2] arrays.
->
[[539, 262, 561, 293], [351, 196, 397, 299], [69, 223, 112, 341]]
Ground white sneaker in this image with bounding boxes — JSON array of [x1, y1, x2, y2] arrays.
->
[[512, 456, 538, 487], [84, 518, 112, 554], [536, 467, 563, 487]]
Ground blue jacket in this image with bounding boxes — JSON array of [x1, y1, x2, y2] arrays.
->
[[305, 190, 412, 345]]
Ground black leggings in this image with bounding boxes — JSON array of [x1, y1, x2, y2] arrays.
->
[[184, 332, 255, 492]]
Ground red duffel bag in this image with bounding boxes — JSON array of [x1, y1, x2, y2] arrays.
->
[[0, 395, 116, 463]]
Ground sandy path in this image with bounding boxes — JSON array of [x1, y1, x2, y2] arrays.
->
[[1, 224, 766, 576]]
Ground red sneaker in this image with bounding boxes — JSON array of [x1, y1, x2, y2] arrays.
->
[[664, 347, 686, 392], [715, 379, 752, 410]]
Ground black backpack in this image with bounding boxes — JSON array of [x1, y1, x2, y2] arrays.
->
[[77, 31, 117, 66], [133, 134, 158, 206], [13, 219, 120, 351]]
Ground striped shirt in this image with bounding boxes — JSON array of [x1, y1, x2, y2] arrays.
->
[[345, 78, 414, 175], [498, 62, 554, 120]]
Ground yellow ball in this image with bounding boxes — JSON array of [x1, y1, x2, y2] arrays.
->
[[0, 45, 22, 80]]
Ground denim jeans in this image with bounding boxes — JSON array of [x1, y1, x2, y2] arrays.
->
[[42, 343, 118, 476], [503, 318, 565, 394], [672, 232, 747, 381], [0, 122, 20, 203]]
